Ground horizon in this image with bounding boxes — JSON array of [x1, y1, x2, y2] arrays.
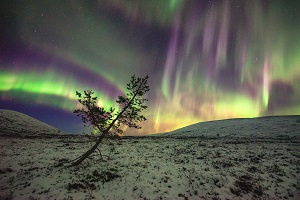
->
[[1, 107, 300, 136], [1, 0, 299, 135]]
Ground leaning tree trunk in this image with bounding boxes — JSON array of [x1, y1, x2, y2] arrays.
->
[[68, 82, 143, 167], [69, 130, 108, 167]]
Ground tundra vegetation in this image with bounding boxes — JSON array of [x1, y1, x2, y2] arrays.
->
[[65, 75, 149, 166]]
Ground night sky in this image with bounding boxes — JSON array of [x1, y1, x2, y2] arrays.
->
[[1, 0, 299, 135]]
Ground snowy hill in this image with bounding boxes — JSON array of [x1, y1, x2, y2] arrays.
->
[[0, 109, 64, 136], [0, 113, 299, 199], [158, 116, 300, 138]]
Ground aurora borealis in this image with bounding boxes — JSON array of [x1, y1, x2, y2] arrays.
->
[[1, 0, 299, 135]]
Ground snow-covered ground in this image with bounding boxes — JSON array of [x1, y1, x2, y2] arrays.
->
[[0, 109, 63, 136], [1, 136, 299, 199], [157, 116, 300, 138], [0, 110, 300, 199]]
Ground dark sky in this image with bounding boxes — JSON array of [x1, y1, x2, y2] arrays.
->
[[1, 0, 299, 135]]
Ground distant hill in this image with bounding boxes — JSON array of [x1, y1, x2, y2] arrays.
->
[[0, 109, 64, 136], [157, 116, 300, 138]]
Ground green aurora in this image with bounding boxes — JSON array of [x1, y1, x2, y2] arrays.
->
[[0, 0, 299, 134]]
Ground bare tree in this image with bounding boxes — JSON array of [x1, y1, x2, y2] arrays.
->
[[68, 75, 149, 166]]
